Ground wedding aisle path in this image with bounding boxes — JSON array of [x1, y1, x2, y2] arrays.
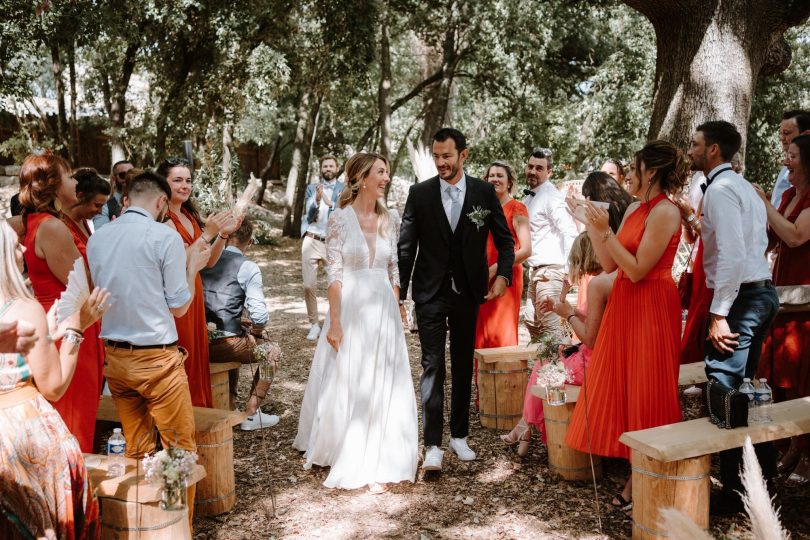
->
[[192, 235, 807, 540]]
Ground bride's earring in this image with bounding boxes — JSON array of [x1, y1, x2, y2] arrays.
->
[[362, 182, 366, 189]]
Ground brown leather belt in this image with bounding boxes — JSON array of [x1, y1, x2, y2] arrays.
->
[[105, 340, 178, 350], [305, 232, 326, 242]]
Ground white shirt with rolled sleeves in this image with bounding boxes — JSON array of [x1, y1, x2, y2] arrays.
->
[[306, 180, 338, 238], [524, 180, 578, 271], [701, 164, 772, 317], [87, 206, 191, 345], [770, 166, 790, 208]]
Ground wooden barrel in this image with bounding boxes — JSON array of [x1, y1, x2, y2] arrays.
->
[[100, 500, 190, 540], [543, 399, 602, 480], [209, 362, 240, 411], [194, 424, 236, 516], [478, 358, 528, 429], [631, 450, 710, 539]]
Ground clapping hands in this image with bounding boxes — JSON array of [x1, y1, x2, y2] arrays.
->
[[188, 237, 213, 273]]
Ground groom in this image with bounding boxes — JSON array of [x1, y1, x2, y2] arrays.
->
[[398, 128, 515, 471]]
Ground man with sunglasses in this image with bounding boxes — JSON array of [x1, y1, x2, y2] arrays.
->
[[93, 160, 133, 229], [201, 218, 278, 431]]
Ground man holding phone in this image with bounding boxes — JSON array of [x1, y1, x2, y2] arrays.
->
[[522, 148, 579, 339]]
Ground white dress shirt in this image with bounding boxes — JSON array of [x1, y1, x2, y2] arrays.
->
[[524, 180, 578, 270], [307, 180, 338, 237], [701, 164, 771, 317], [770, 166, 790, 207], [439, 173, 467, 227], [218, 245, 269, 336]]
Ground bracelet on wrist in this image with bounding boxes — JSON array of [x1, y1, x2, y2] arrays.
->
[[65, 327, 84, 337], [566, 314, 577, 323], [218, 233, 229, 240], [601, 229, 613, 243]]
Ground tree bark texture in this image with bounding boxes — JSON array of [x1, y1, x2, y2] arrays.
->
[[419, 29, 461, 148], [68, 41, 79, 165], [257, 133, 282, 206], [377, 11, 393, 161], [623, 0, 810, 159], [221, 123, 233, 204], [50, 43, 68, 158], [282, 92, 321, 237]]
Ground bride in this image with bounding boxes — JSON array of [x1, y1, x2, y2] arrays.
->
[[293, 152, 418, 492]]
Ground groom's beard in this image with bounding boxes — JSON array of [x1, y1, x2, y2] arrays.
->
[[437, 162, 460, 181]]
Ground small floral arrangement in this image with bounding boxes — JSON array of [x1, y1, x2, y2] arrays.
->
[[206, 322, 228, 341], [142, 447, 198, 510], [535, 360, 571, 388], [467, 206, 491, 230], [531, 329, 570, 363], [253, 341, 283, 379]]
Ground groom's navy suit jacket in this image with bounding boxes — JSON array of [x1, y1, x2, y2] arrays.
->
[[398, 174, 515, 305]]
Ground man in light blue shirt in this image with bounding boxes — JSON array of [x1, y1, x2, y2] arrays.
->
[[201, 218, 277, 431], [87, 171, 211, 522], [93, 160, 133, 229]]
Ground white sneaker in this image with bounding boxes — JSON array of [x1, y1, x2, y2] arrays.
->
[[449, 437, 476, 461], [240, 410, 280, 431], [306, 324, 321, 341], [422, 446, 444, 471]]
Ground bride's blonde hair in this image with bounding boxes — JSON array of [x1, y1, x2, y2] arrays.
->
[[338, 152, 391, 236], [0, 220, 34, 302]]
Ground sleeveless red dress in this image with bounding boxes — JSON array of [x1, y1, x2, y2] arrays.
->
[[167, 209, 213, 407], [474, 198, 528, 348], [565, 193, 682, 459], [24, 213, 104, 452], [680, 239, 713, 365], [758, 187, 810, 400]]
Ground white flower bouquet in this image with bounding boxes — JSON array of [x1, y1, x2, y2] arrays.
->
[[253, 341, 282, 379], [142, 448, 198, 510], [206, 322, 228, 341]]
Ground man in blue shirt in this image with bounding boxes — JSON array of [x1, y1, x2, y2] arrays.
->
[[93, 160, 133, 229], [87, 171, 210, 524], [201, 218, 278, 431]]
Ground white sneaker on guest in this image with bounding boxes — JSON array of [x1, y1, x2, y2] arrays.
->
[[306, 324, 321, 341], [422, 446, 444, 471], [449, 437, 476, 461], [240, 410, 280, 431]]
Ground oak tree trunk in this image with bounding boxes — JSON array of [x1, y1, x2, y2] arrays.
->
[[50, 43, 68, 159], [623, 0, 810, 163], [282, 91, 321, 237], [68, 41, 79, 166], [377, 11, 392, 161]]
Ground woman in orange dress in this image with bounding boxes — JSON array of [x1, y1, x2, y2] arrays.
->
[[565, 141, 688, 511], [474, 161, 531, 348], [158, 158, 240, 407], [755, 134, 810, 482], [9, 152, 105, 453]]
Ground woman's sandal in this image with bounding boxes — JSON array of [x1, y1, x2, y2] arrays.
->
[[611, 493, 633, 516]]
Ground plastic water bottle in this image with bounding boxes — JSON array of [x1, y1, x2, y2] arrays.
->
[[107, 428, 126, 477], [755, 378, 773, 424], [739, 378, 758, 423]]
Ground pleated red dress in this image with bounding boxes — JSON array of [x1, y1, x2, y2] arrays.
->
[[167, 209, 213, 407], [24, 213, 104, 452], [757, 187, 810, 400], [565, 193, 682, 459], [680, 239, 713, 365]]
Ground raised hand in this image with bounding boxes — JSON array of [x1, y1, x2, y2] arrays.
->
[[205, 210, 231, 237], [219, 210, 243, 236], [584, 201, 610, 234], [187, 237, 213, 273], [49, 287, 111, 341]]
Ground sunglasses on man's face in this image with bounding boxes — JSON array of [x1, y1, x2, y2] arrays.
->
[[116, 171, 128, 179]]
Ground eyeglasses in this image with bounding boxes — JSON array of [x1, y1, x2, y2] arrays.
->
[[116, 172, 128, 179]]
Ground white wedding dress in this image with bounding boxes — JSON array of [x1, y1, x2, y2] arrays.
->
[[293, 206, 418, 489]]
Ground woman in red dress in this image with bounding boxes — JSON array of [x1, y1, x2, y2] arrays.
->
[[474, 161, 531, 348], [565, 141, 688, 511], [158, 158, 240, 407], [8, 152, 105, 453], [755, 134, 810, 482]]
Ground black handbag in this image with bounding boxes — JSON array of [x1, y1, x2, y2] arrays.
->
[[706, 378, 749, 429]]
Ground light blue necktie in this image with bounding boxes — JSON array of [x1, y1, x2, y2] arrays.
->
[[447, 186, 461, 231]]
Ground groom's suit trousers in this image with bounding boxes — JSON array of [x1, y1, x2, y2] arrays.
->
[[415, 282, 479, 446]]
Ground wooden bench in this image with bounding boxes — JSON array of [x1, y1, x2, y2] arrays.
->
[[209, 361, 241, 410], [96, 395, 245, 517], [84, 453, 205, 539], [619, 397, 810, 539]]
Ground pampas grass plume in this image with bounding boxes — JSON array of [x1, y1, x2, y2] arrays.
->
[[658, 507, 714, 540], [741, 436, 788, 540]]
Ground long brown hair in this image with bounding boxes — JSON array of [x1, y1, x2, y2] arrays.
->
[[634, 140, 690, 197], [18, 150, 71, 234], [157, 157, 203, 227], [338, 152, 391, 236]]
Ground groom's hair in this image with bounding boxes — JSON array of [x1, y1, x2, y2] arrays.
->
[[433, 128, 467, 151]]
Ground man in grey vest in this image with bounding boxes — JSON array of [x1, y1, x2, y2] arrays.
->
[[201, 218, 278, 431]]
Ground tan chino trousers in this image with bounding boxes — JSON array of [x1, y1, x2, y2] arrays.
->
[[301, 234, 328, 324]]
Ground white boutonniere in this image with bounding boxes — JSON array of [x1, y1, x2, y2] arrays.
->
[[467, 206, 491, 230]]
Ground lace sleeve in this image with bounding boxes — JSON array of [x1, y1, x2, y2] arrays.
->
[[387, 210, 400, 288], [326, 208, 346, 286]]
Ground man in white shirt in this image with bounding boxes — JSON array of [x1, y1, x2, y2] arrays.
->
[[521, 148, 578, 338], [771, 110, 810, 206], [300, 155, 344, 340], [688, 120, 780, 515]]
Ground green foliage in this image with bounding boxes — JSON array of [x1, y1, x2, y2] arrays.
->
[[746, 26, 810, 189]]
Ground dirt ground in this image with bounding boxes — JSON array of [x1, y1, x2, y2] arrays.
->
[[192, 233, 810, 540]]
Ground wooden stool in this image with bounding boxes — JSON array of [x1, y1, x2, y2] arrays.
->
[[531, 385, 602, 481], [96, 396, 245, 517], [474, 345, 535, 429], [84, 454, 205, 539], [209, 362, 241, 410]]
